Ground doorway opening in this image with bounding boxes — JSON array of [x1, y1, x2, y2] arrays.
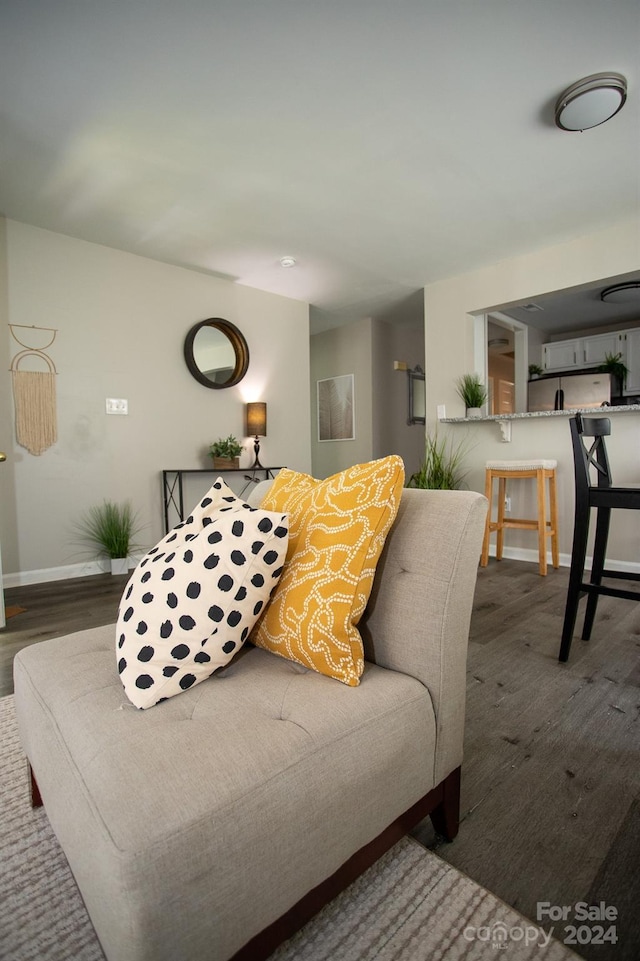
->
[[486, 313, 529, 414]]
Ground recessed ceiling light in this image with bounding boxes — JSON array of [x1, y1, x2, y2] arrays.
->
[[279, 256, 296, 268], [555, 72, 627, 131]]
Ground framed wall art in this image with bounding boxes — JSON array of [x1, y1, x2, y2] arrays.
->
[[317, 374, 355, 442]]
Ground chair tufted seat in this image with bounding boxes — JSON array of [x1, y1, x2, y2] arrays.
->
[[14, 623, 435, 961]]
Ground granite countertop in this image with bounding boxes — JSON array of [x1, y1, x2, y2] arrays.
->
[[442, 405, 640, 423]]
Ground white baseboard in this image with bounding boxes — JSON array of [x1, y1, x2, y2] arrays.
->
[[487, 546, 640, 575], [3, 554, 143, 589], [5, 549, 640, 589]]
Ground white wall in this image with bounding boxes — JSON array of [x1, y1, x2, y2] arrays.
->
[[310, 318, 374, 478], [0, 220, 10, 621], [310, 317, 426, 480], [1, 220, 311, 581], [371, 319, 425, 479], [423, 219, 640, 566]]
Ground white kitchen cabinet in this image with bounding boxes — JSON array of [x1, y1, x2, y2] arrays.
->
[[581, 331, 623, 366], [542, 339, 580, 371], [542, 330, 629, 373], [621, 328, 640, 394]]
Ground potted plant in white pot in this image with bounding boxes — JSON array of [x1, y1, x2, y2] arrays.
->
[[456, 373, 487, 418], [76, 501, 142, 575], [208, 435, 244, 469]]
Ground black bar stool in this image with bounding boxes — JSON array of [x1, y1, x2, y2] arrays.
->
[[559, 413, 640, 662]]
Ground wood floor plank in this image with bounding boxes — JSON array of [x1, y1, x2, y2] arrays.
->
[[0, 573, 126, 697], [582, 800, 640, 961]]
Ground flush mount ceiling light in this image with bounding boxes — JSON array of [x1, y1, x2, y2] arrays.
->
[[279, 256, 296, 268], [600, 281, 640, 304], [555, 72, 627, 131]]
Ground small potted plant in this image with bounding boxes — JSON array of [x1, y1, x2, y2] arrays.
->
[[208, 435, 244, 469], [599, 352, 628, 397], [455, 373, 487, 418], [528, 363, 543, 379], [75, 501, 142, 575]]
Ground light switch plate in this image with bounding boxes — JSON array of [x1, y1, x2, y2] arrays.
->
[[106, 398, 128, 415]]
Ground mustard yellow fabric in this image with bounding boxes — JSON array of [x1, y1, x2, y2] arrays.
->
[[251, 455, 405, 685]]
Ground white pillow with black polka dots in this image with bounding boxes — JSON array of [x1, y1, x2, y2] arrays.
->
[[116, 479, 289, 709]]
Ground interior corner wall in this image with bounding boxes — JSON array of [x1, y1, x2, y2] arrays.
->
[[310, 318, 373, 478], [371, 319, 426, 479], [1, 221, 311, 581], [0, 218, 16, 615]]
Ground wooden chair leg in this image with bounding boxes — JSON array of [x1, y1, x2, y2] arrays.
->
[[536, 468, 548, 575], [548, 471, 560, 569], [480, 471, 493, 566], [582, 507, 610, 640], [496, 476, 506, 561]]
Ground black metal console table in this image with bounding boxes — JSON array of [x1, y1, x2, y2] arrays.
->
[[162, 467, 283, 533]]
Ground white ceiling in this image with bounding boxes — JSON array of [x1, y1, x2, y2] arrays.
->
[[1, 1, 639, 334]]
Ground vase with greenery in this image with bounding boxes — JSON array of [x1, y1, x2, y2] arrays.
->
[[456, 373, 487, 417], [598, 352, 628, 397], [407, 432, 468, 490], [528, 363, 543, 379], [76, 501, 142, 574], [208, 435, 244, 469]]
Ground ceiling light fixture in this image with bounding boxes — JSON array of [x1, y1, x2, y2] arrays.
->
[[600, 282, 640, 304], [279, 256, 296, 268], [555, 72, 627, 131]]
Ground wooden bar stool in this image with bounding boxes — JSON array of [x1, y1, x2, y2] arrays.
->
[[481, 459, 559, 576]]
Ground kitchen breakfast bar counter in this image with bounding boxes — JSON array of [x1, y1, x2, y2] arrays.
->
[[437, 406, 640, 568], [441, 405, 640, 442]]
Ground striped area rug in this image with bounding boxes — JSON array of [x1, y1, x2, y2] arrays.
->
[[0, 695, 579, 961]]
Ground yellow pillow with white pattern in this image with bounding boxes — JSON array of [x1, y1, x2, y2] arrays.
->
[[251, 455, 405, 685]]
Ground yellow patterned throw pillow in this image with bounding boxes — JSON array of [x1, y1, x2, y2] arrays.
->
[[251, 455, 405, 685]]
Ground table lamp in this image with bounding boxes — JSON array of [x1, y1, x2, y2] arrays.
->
[[246, 402, 267, 469]]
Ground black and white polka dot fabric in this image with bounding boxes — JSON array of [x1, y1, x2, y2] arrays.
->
[[116, 479, 289, 709]]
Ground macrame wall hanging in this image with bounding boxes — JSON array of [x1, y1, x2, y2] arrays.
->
[[9, 324, 59, 456]]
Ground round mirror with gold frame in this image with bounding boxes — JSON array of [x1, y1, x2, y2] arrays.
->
[[184, 318, 250, 389]]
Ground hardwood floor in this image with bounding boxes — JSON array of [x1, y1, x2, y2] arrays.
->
[[414, 558, 640, 961], [1, 559, 639, 959], [0, 573, 126, 698]]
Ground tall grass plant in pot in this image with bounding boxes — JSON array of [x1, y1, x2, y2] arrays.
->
[[407, 432, 468, 490], [75, 501, 142, 574], [456, 373, 487, 418]]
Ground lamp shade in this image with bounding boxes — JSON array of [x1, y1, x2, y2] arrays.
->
[[246, 402, 267, 437]]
